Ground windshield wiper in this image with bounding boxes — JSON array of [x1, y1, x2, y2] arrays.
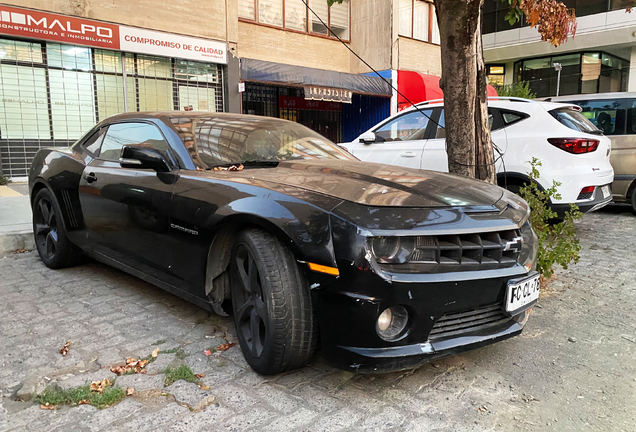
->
[[240, 160, 280, 167]]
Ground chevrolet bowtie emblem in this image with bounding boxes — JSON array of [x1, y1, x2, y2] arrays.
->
[[503, 236, 523, 253]]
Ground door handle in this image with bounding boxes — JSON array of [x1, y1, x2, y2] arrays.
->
[[400, 152, 416, 158], [84, 172, 97, 183]]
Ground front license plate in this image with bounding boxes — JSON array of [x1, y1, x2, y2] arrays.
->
[[601, 185, 611, 199], [505, 273, 540, 313]]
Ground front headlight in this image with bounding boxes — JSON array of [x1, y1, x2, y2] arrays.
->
[[519, 221, 538, 272], [369, 236, 415, 264]]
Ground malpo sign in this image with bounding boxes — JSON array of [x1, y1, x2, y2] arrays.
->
[[0, 5, 227, 64]]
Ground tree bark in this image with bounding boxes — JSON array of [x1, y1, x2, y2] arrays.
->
[[433, 0, 496, 184]]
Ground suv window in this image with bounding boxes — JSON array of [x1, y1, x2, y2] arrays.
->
[[81, 127, 107, 156], [549, 108, 600, 134], [567, 100, 628, 135], [374, 109, 433, 142], [99, 122, 170, 162]]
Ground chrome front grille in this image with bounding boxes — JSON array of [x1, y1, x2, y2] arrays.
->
[[429, 304, 512, 340], [379, 229, 522, 274]]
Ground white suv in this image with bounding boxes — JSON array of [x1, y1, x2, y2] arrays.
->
[[341, 97, 614, 215]]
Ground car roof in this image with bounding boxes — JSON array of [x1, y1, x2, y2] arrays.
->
[[543, 92, 636, 102], [407, 97, 574, 114]]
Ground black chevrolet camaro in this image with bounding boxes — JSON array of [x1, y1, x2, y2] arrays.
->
[[29, 112, 539, 374]]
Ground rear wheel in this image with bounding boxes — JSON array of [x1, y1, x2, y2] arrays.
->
[[32, 188, 81, 269], [631, 188, 636, 215], [230, 228, 317, 375]]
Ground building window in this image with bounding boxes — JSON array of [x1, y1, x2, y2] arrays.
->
[[238, 0, 351, 41], [486, 64, 505, 87], [511, 51, 629, 98], [398, 0, 440, 45]]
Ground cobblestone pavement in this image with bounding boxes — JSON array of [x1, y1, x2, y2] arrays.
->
[[1, 208, 635, 431]]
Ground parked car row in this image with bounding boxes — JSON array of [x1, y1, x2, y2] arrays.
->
[[341, 97, 616, 216]]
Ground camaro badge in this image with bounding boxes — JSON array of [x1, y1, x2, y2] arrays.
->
[[503, 236, 523, 253], [170, 223, 199, 236]]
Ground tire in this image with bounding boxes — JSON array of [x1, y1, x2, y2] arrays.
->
[[32, 188, 82, 269], [230, 228, 317, 375], [631, 188, 636, 215]]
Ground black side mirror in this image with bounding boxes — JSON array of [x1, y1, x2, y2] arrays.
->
[[119, 146, 171, 173]]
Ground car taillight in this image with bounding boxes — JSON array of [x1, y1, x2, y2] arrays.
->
[[548, 138, 599, 154]]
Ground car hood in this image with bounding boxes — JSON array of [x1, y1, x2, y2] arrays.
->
[[224, 159, 504, 208]]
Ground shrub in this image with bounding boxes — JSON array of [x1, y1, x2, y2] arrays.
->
[[518, 158, 582, 278], [494, 81, 537, 99]]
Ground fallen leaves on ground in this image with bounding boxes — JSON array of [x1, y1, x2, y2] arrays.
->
[[78, 400, 90, 405], [40, 403, 56, 410], [126, 388, 135, 396], [215, 342, 236, 352], [195, 374, 206, 379], [199, 385, 210, 390], [90, 378, 112, 394], [59, 341, 71, 357], [204, 350, 212, 356], [109, 358, 150, 376], [152, 348, 160, 358]]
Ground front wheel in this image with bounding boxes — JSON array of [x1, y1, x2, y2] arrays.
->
[[230, 228, 317, 375], [631, 188, 636, 215], [32, 188, 82, 269]]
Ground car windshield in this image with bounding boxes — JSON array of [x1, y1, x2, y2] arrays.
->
[[549, 108, 601, 134], [170, 115, 355, 169]]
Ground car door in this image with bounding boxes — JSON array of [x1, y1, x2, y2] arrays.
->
[[78, 121, 179, 281], [349, 109, 434, 169], [422, 108, 508, 173]]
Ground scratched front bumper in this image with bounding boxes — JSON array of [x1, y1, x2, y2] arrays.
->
[[312, 265, 531, 373]]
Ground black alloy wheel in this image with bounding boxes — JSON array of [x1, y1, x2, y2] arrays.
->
[[32, 188, 81, 269], [230, 228, 317, 375]]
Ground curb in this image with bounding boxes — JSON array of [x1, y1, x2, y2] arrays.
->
[[0, 230, 35, 255]]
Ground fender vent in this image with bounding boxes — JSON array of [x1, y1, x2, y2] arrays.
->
[[60, 189, 79, 229]]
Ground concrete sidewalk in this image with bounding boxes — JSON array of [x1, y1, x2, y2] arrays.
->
[[0, 183, 34, 255]]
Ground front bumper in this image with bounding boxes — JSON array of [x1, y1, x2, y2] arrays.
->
[[312, 266, 534, 373]]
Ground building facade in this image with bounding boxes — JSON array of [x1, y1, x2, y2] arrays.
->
[[0, 0, 443, 179], [483, 0, 636, 98]]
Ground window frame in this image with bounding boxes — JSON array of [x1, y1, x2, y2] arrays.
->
[[238, 0, 351, 43], [398, 0, 439, 46]]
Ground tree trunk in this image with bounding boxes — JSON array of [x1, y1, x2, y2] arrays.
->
[[433, 0, 496, 184]]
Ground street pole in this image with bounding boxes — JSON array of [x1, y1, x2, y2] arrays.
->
[[554, 63, 562, 97]]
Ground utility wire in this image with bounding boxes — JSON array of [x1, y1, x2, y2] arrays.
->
[[299, 0, 504, 170]]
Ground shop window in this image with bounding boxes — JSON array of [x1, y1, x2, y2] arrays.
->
[[100, 122, 170, 162], [329, 0, 350, 39], [95, 50, 122, 74], [178, 86, 217, 111], [0, 39, 43, 63], [137, 55, 172, 78], [48, 70, 96, 139], [46, 44, 91, 71], [96, 75, 136, 119], [285, 0, 307, 31], [0, 65, 50, 139], [310, 0, 329, 34], [137, 79, 173, 111], [175, 60, 219, 83], [398, 0, 438, 44]]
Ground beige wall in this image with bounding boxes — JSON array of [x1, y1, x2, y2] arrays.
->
[[397, 37, 441, 76], [349, 0, 392, 74], [5, 0, 233, 42], [237, 21, 350, 72]]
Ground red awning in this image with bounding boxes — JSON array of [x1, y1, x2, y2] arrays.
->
[[397, 70, 498, 111]]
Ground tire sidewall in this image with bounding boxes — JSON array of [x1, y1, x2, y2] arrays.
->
[[33, 187, 72, 268], [230, 231, 276, 372]]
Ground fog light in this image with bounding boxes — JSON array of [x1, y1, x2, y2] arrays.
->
[[376, 306, 409, 341]]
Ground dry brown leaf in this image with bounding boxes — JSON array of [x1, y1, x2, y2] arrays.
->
[[215, 342, 237, 352], [195, 374, 206, 379], [152, 348, 160, 358], [126, 388, 135, 396], [59, 341, 71, 357], [77, 400, 90, 405], [199, 385, 210, 390], [90, 378, 112, 394], [40, 403, 57, 410], [110, 358, 150, 376], [138, 360, 149, 368], [126, 358, 137, 364]]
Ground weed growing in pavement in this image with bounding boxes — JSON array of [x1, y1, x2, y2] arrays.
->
[[164, 365, 200, 386], [160, 347, 188, 359], [151, 339, 166, 346], [35, 384, 126, 409], [519, 158, 582, 278], [0, 174, 8, 186]]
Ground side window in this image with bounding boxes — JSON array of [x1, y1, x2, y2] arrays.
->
[[499, 109, 528, 127], [373, 109, 433, 142], [100, 122, 170, 162], [81, 127, 107, 156], [575, 99, 627, 135]]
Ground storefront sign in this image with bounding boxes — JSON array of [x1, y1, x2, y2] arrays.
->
[[304, 86, 352, 104], [280, 96, 342, 111], [0, 5, 226, 64]]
